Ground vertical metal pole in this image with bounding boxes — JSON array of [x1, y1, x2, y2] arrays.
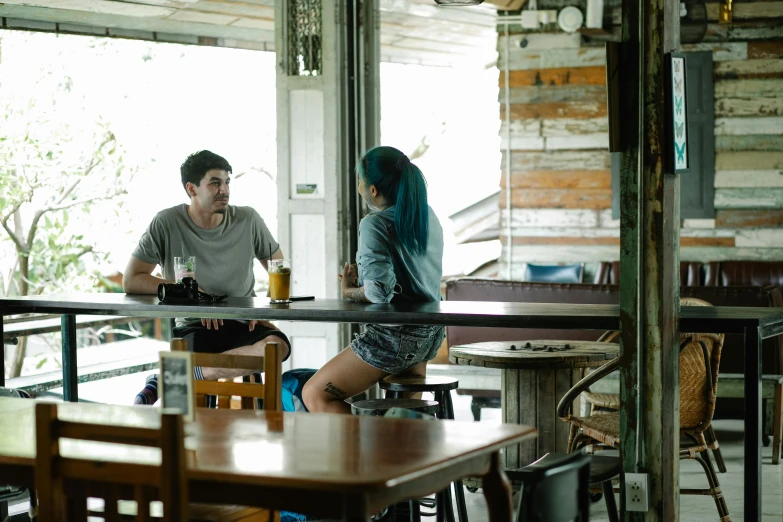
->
[[61, 314, 78, 402], [0, 314, 5, 387], [618, 0, 642, 515], [503, 13, 512, 280], [744, 325, 761, 520]]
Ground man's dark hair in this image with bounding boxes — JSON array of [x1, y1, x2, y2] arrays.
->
[[180, 150, 232, 195]]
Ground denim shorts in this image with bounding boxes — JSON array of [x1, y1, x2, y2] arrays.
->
[[350, 324, 446, 374]]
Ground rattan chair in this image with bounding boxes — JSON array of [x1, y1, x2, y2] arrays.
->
[[579, 315, 727, 474], [557, 298, 730, 521]]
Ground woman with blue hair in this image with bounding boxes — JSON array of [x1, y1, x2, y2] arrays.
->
[[302, 146, 444, 414]]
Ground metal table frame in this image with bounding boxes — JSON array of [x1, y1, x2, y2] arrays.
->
[[1, 293, 781, 520]]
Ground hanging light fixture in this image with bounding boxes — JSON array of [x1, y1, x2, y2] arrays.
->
[[719, 0, 732, 23], [434, 0, 484, 6]]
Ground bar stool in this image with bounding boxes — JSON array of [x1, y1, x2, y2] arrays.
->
[[350, 398, 439, 417], [351, 398, 439, 522], [379, 376, 468, 522]]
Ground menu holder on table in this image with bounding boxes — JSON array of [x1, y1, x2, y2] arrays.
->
[[159, 350, 195, 422]]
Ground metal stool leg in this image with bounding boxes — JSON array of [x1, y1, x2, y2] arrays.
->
[[444, 391, 469, 522], [602, 480, 619, 522], [409, 499, 421, 522], [432, 391, 457, 522], [435, 491, 445, 522]]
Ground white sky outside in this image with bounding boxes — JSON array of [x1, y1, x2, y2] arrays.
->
[[0, 31, 502, 291]]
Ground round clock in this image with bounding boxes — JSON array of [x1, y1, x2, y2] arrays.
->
[[558, 6, 584, 33]]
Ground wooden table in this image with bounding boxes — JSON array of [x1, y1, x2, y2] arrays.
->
[[0, 293, 781, 520], [0, 397, 536, 522], [450, 340, 620, 470]]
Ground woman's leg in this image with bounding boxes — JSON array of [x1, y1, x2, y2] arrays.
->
[[302, 347, 389, 414]]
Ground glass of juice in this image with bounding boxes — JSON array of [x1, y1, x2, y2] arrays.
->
[[174, 256, 196, 283], [269, 259, 291, 303]]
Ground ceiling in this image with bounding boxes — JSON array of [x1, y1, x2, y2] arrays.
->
[[0, 0, 498, 67]]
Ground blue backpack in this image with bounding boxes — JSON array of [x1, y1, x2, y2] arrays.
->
[[281, 368, 317, 412]]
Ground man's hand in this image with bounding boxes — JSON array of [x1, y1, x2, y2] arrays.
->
[[201, 318, 224, 330], [248, 320, 277, 332]]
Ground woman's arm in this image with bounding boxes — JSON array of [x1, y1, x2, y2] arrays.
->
[[352, 218, 396, 304]]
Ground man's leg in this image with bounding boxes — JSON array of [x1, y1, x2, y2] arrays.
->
[[302, 347, 389, 414], [198, 335, 290, 380], [134, 374, 159, 405]]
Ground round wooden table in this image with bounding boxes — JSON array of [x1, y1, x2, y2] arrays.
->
[[449, 340, 620, 471]]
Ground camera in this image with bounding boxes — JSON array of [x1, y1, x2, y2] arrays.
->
[[158, 277, 199, 304], [158, 277, 226, 305]]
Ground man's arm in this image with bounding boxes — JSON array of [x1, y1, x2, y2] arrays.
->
[[122, 256, 172, 294], [259, 247, 285, 272]]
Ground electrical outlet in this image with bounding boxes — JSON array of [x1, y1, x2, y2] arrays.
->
[[625, 473, 649, 512]]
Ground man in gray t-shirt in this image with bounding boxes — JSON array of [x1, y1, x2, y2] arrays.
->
[[124, 150, 291, 405]]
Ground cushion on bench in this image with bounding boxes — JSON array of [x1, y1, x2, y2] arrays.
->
[[705, 261, 783, 288]]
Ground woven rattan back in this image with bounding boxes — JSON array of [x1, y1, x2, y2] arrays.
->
[[678, 298, 724, 430], [35, 402, 187, 522]]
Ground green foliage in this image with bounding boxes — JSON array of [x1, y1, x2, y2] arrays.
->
[[0, 35, 136, 298]]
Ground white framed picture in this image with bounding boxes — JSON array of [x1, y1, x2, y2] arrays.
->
[[159, 350, 195, 422], [667, 52, 689, 174]]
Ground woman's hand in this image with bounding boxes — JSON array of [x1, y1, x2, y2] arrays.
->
[[340, 263, 370, 302], [338, 263, 358, 287]]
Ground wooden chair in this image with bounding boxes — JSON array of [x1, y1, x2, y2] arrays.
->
[[35, 402, 189, 522], [506, 451, 591, 522], [170, 338, 283, 412], [35, 402, 276, 522], [557, 298, 731, 521]]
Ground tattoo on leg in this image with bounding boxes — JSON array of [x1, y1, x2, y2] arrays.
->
[[324, 382, 347, 399]]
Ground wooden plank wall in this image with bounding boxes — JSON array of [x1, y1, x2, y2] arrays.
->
[[497, 2, 783, 279]]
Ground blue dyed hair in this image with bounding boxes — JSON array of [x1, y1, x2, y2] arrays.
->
[[358, 146, 429, 255]]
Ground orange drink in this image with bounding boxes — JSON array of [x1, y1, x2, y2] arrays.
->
[[269, 260, 291, 303]]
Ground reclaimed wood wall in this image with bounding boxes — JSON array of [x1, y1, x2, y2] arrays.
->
[[497, 2, 783, 279]]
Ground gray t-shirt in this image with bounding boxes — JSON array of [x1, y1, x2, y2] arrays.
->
[[132, 204, 278, 298]]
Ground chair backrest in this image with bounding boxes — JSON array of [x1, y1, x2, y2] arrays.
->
[[524, 263, 584, 284], [35, 402, 187, 522], [679, 298, 724, 431], [513, 452, 591, 522], [170, 338, 283, 411]]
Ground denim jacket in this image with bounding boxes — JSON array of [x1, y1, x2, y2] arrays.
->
[[357, 205, 443, 304]]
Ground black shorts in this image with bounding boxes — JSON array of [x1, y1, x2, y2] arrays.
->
[[172, 320, 291, 361]]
